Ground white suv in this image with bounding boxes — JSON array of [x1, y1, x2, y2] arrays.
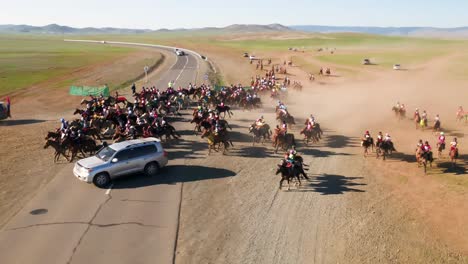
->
[[73, 138, 168, 188]]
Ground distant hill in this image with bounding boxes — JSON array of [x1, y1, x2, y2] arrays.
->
[[291, 25, 468, 38], [0, 24, 152, 34], [0, 23, 293, 35]]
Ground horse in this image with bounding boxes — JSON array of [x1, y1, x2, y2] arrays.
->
[[274, 133, 296, 153], [147, 125, 181, 142], [392, 107, 406, 120], [449, 147, 459, 167], [201, 129, 233, 155], [437, 142, 445, 158], [276, 162, 302, 190], [249, 124, 271, 146], [43, 139, 69, 163], [276, 112, 296, 127], [377, 141, 395, 160], [416, 148, 432, 174], [414, 113, 421, 129], [45, 131, 61, 141], [216, 105, 234, 118], [433, 120, 441, 132], [361, 137, 374, 157]]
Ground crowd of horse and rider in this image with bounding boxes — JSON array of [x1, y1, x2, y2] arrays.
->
[[42, 59, 462, 189], [360, 101, 461, 174]]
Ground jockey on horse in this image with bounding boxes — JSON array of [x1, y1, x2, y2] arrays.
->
[[421, 141, 433, 162], [255, 116, 265, 129], [376, 132, 383, 148]]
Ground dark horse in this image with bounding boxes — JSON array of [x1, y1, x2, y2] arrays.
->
[[249, 124, 271, 146], [276, 162, 302, 190], [216, 105, 234, 118]]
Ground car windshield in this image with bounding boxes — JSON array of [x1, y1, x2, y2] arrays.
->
[[96, 146, 116, 161]]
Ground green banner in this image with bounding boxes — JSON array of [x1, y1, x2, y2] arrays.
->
[[69, 85, 110, 97]]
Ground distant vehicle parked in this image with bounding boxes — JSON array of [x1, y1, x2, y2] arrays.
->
[[243, 52, 249, 57], [249, 55, 256, 60], [393, 64, 401, 70], [73, 138, 168, 188], [362, 59, 371, 65], [101, 41, 107, 44], [0, 102, 7, 120]]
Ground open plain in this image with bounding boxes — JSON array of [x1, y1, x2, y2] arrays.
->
[[1, 30, 468, 263]]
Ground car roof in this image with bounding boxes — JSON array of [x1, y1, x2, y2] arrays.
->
[[110, 137, 161, 151]]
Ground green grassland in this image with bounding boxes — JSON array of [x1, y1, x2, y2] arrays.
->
[[0, 36, 134, 95], [3, 32, 468, 96], [74, 32, 468, 69]]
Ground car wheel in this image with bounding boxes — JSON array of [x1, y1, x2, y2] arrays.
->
[[93, 173, 111, 188], [144, 162, 160, 177]]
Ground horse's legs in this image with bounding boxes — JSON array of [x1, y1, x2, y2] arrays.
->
[[279, 177, 284, 190]]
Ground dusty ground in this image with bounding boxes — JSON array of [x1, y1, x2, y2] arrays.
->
[[173, 50, 468, 263], [0, 47, 173, 228], [1, 39, 468, 263]]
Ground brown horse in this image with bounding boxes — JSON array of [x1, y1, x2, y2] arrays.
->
[[274, 133, 296, 153], [449, 147, 459, 167], [44, 139, 69, 163], [201, 130, 233, 155]]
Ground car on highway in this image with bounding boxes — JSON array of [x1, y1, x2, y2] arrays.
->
[[175, 49, 185, 56], [0, 101, 7, 120], [73, 138, 168, 188]]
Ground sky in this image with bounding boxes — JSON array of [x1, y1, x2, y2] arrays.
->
[[1, 0, 467, 29]]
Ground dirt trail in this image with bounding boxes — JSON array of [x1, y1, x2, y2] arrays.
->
[[174, 51, 468, 263]]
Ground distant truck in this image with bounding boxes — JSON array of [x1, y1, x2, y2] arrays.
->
[[0, 101, 8, 120]]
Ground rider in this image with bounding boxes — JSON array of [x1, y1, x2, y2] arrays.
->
[[281, 121, 288, 135], [438, 132, 446, 150], [395, 101, 401, 109], [255, 116, 264, 128], [422, 141, 433, 161], [59, 118, 68, 132], [376, 132, 383, 148], [417, 139, 424, 150], [450, 138, 458, 152], [400, 104, 406, 112], [363, 130, 371, 140], [422, 110, 427, 119]]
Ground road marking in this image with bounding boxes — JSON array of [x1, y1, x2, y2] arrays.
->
[[105, 184, 113, 195], [174, 56, 189, 86]]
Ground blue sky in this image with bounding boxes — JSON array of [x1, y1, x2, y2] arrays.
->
[[1, 0, 467, 29]]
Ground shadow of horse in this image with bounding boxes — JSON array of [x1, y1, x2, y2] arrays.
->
[[292, 174, 366, 195]]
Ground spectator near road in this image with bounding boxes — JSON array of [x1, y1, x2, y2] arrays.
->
[[6, 96, 11, 118]]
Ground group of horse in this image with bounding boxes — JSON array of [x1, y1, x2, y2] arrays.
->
[[389, 104, 461, 173], [361, 136, 396, 161]]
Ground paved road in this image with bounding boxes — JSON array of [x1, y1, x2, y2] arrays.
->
[[0, 50, 200, 264]]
